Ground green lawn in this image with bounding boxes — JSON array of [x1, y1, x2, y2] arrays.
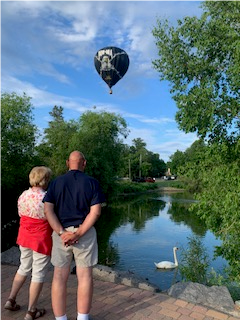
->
[[115, 179, 186, 195]]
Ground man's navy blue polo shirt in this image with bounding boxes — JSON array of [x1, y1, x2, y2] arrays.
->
[[43, 170, 105, 228]]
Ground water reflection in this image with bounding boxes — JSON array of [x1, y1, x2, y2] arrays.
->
[[96, 191, 225, 291]]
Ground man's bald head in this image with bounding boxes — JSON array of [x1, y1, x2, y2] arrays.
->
[[67, 151, 86, 171]]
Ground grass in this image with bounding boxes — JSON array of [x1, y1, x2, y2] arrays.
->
[[115, 180, 158, 194], [155, 179, 186, 189], [114, 179, 186, 195]]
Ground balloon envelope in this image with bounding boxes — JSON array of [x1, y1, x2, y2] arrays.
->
[[94, 46, 130, 92]]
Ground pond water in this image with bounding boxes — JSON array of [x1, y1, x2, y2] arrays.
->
[[96, 191, 227, 291]]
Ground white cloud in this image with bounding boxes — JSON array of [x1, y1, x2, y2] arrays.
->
[[1, 75, 89, 112], [125, 123, 197, 162], [1, 1, 202, 80], [150, 132, 198, 161], [1, 1, 202, 163], [123, 112, 174, 125]]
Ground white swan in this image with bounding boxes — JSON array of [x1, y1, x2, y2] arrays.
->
[[154, 247, 179, 269]]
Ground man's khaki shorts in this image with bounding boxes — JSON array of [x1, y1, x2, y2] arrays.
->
[[51, 226, 98, 268]]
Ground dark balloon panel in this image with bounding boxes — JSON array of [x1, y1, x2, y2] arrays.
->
[[94, 46, 130, 93]]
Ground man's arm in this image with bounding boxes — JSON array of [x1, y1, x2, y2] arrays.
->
[[75, 203, 102, 237], [61, 203, 102, 245]]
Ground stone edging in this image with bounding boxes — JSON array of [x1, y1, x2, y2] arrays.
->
[[93, 264, 160, 292]]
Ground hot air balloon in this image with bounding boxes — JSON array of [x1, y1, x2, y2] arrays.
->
[[94, 46, 130, 94]]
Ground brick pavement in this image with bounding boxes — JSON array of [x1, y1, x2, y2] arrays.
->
[[1, 264, 239, 320]]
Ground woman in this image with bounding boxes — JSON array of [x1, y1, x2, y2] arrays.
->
[[4, 166, 52, 320]]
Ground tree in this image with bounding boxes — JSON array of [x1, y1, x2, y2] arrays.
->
[[169, 140, 240, 280], [1, 92, 37, 190], [145, 151, 166, 178], [37, 106, 78, 175], [184, 139, 206, 160], [129, 138, 149, 178], [70, 110, 129, 195], [1, 92, 37, 224], [168, 150, 186, 175], [152, 2, 240, 282], [131, 138, 147, 151], [127, 138, 166, 178], [191, 156, 240, 282], [152, 1, 240, 142]]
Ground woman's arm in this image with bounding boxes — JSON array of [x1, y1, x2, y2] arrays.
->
[[44, 202, 73, 239]]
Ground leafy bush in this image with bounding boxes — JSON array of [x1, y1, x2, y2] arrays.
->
[[179, 235, 210, 284], [115, 180, 158, 194], [179, 235, 240, 301]]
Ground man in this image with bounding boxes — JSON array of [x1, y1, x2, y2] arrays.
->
[[43, 151, 105, 320]]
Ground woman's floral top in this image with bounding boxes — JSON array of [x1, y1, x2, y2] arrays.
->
[[18, 187, 47, 220]]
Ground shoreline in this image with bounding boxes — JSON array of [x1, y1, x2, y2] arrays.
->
[[117, 186, 186, 197]]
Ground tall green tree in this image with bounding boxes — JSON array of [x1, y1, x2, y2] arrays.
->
[[152, 2, 240, 281], [37, 106, 78, 175], [152, 1, 240, 142], [128, 138, 166, 178], [70, 110, 129, 195], [168, 150, 186, 176], [146, 151, 166, 178], [193, 162, 240, 282], [1, 92, 37, 190], [189, 140, 240, 281], [1, 92, 37, 223], [129, 138, 150, 178]]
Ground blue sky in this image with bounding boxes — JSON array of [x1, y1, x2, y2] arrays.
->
[[1, 1, 202, 162]]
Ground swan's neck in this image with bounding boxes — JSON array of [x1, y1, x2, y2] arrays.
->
[[173, 249, 178, 266]]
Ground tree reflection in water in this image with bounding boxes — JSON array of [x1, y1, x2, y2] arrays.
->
[[95, 191, 226, 291]]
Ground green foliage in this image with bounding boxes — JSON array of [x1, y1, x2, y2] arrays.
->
[[36, 108, 130, 196], [70, 111, 129, 195], [115, 180, 158, 195], [127, 138, 166, 179], [179, 235, 210, 284], [168, 150, 186, 175], [156, 179, 186, 189], [180, 235, 240, 300], [224, 281, 240, 302], [1, 92, 38, 226], [113, 180, 186, 198], [147, 152, 166, 177], [152, 2, 240, 283], [36, 106, 78, 175], [152, 1, 240, 141], [1, 92, 37, 189], [191, 159, 240, 282], [168, 139, 208, 192], [169, 140, 240, 282]]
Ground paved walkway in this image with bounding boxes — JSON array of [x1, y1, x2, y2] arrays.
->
[[1, 264, 239, 320]]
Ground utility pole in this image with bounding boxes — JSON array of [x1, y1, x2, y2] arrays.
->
[[139, 154, 142, 177], [128, 159, 131, 180]]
